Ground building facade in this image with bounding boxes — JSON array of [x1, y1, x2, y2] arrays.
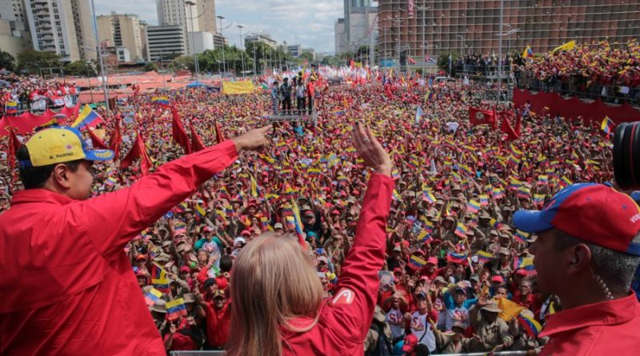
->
[[334, 18, 347, 54], [377, 0, 640, 65], [0, 0, 31, 57], [339, 0, 377, 55], [198, 0, 216, 34], [97, 14, 145, 62], [245, 33, 278, 49], [287, 44, 301, 57], [146, 24, 186, 62], [189, 31, 214, 53]]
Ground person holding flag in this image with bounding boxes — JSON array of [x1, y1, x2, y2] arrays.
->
[[0, 124, 272, 354]]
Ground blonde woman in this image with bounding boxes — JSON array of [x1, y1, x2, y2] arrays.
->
[[227, 123, 394, 356]]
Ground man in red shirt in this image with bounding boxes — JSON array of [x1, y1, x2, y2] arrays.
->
[[514, 183, 640, 355], [200, 289, 231, 349], [0, 125, 270, 354]]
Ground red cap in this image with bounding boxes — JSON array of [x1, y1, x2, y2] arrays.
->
[[491, 275, 504, 283], [514, 184, 640, 256], [402, 334, 418, 352]]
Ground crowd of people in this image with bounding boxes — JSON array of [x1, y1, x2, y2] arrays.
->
[[0, 72, 78, 114], [0, 69, 624, 354]]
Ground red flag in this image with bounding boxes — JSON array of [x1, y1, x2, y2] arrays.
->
[[214, 120, 225, 144], [109, 115, 121, 161], [7, 128, 20, 171], [514, 111, 522, 136], [88, 128, 108, 149], [190, 123, 206, 152], [171, 108, 191, 154], [120, 131, 153, 175], [469, 107, 496, 128], [499, 111, 520, 141]]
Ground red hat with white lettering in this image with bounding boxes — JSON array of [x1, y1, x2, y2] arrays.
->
[[514, 183, 640, 256]]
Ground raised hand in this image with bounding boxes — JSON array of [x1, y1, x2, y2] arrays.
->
[[231, 125, 272, 151], [352, 122, 392, 176]]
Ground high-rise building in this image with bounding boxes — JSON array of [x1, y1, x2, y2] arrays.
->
[[334, 18, 347, 54], [198, 0, 216, 34], [23, 0, 96, 62], [341, 0, 377, 54], [377, 0, 640, 65], [0, 0, 31, 57], [287, 44, 301, 57], [156, 0, 199, 31], [146, 24, 187, 61], [97, 14, 145, 62]]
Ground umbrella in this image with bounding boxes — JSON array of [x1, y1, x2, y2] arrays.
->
[[186, 81, 207, 88]]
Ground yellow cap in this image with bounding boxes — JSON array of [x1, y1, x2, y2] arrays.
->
[[23, 126, 113, 167]]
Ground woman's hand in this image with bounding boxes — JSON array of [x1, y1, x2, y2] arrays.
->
[[352, 122, 392, 176]]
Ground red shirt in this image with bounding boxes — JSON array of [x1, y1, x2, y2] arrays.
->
[[540, 293, 640, 356], [0, 140, 238, 355], [204, 300, 231, 348], [279, 174, 394, 356]]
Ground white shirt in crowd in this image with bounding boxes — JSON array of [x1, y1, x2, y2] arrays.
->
[[410, 311, 436, 352]]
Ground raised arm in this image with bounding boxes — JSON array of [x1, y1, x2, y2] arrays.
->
[[69, 126, 271, 258], [330, 123, 394, 340]]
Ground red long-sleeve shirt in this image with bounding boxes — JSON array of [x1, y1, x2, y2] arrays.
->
[[0, 140, 238, 355], [279, 173, 394, 356], [539, 293, 640, 356]]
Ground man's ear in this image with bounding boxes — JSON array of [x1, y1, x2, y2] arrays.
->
[[51, 164, 73, 189], [566, 243, 592, 274]]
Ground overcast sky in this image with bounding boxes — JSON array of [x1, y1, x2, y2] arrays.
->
[[94, 0, 344, 54]]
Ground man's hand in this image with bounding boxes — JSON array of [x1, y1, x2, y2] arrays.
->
[[231, 125, 272, 151], [352, 122, 392, 176]]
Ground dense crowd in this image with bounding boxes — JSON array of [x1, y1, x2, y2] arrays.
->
[[0, 71, 616, 354], [0, 72, 78, 114]]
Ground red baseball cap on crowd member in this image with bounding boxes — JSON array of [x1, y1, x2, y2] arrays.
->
[[402, 334, 418, 352], [514, 183, 640, 256], [426, 256, 438, 265], [491, 275, 505, 284]]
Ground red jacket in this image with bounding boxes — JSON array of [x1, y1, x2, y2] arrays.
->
[[0, 140, 238, 355], [279, 174, 393, 356], [203, 301, 231, 348], [539, 293, 640, 356]]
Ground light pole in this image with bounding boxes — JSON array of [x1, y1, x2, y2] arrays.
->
[[238, 24, 245, 77], [498, 0, 504, 99], [185, 0, 198, 77], [216, 15, 226, 75], [90, 0, 109, 114]]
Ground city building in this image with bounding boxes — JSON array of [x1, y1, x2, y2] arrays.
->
[[156, 0, 196, 29], [213, 32, 226, 48], [97, 14, 145, 62], [146, 24, 187, 62], [197, 0, 216, 34], [377, 0, 640, 66], [116, 46, 130, 62], [287, 44, 301, 57], [245, 33, 278, 49], [302, 47, 316, 60], [24, 0, 96, 62], [0, 0, 31, 57], [188, 31, 214, 53], [334, 18, 347, 55], [340, 0, 377, 54]]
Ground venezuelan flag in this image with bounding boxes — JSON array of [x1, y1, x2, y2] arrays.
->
[[489, 218, 504, 230], [466, 200, 481, 214], [152, 96, 170, 106], [478, 194, 489, 206], [561, 176, 573, 186], [290, 198, 306, 248], [105, 176, 118, 186], [514, 230, 530, 244], [537, 175, 548, 184], [5, 101, 18, 114], [409, 255, 427, 268], [71, 105, 103, 130], [151, 264, 170, 292], [417, 228, 432, 243], [514, 256, 535, 272], [174, 221, 187, 235], [522, 45, 534, 58], [492, 187, 505, 199], [459, 164, 474, 176], [392, 189, 402, 201], [454, 222, 469, 238], [601, 116, 614, 135], [422, 190, 436, 204], [517, 186, 531, 199], [166, 298, 187, 320], [475, 250, 494, 263], [447, 252, 468, 264], [518, 314, 542, 337], [550, 40, 575, 54], [533, 194, 546, 206], [144, 287, 164, 306], [195, 203, 206, 218], [307, 167, 322, 175]]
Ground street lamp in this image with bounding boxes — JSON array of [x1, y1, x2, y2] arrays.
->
[[89, 0, 109, 114], [185, 0, 198, 77], [238, 24, 245, 77], [216, 15, 226, 75]]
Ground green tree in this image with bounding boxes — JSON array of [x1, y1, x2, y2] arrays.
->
[[0, 50, 15, 71], [63, 60, 96, 76], [299, 51, 314, 64], [17, 50, 62, 74], [144, 62, 158, 72], [172, 55, 195, 71]]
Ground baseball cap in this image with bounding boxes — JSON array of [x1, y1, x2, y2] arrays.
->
[[514, 183, 640, 256], [21, 126, 113, 167]]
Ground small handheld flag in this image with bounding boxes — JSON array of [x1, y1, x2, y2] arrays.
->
[[454, 222, 469, 238], [71, 105, 103, 130], [518, 313, 542, 337], [409, 255, 427, 268], [446, 252, 468, 264], [152, 96, 170, 106], [601, 116, 614, 135], [144, 288, 164, 306], [166, 298, 187, 320]]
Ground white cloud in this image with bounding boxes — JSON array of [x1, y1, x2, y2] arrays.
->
[[94, 0, 342, 53]]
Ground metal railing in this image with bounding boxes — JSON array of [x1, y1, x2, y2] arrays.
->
[[170, 351, 531, 356]]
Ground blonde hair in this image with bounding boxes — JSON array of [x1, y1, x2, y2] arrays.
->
[[226, 232, 324, 356]]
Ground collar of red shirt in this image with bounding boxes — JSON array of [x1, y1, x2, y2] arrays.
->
[[540, 293, 640, 338], [11, 188, 74, 206]]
